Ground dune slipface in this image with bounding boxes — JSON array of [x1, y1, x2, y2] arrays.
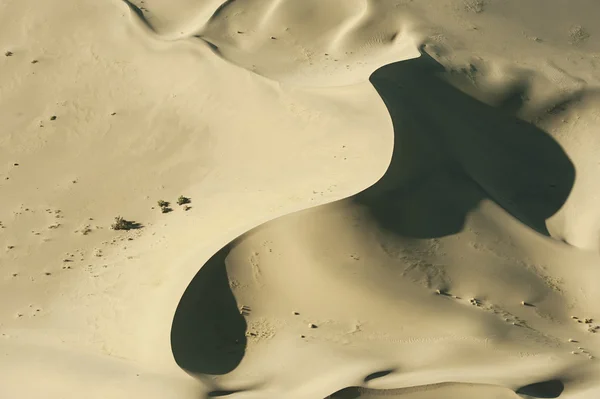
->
[[2, 0, 600, 398]]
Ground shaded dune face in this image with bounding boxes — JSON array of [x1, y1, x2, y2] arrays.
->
[[516, 379, 565, 398], [170, 50, 579, 397], [171, 245, 247, 376], [360, 51, 575, 239]]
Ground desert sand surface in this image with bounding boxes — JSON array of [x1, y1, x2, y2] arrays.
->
[[2, 0, 600, 398]]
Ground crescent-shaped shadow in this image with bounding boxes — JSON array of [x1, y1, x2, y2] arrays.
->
[[171, 50, 575, 383], [171, 245, 247, 376]]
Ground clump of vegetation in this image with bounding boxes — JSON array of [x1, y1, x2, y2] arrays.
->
[[177, 195, 191, 206], [5, 51, 13, 57], [157, 200, 172, 213], [111, 216, 138, 231]]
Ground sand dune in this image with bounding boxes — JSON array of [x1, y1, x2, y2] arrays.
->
[[1, 0, 600, 398], [125, 0, 421, 86]]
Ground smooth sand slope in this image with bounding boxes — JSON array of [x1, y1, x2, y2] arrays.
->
[[2, 0, 600, 398]]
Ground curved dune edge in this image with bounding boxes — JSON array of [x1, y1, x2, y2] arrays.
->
[[2, 1, 600, 398]]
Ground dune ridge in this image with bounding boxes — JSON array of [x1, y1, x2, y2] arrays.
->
[[2, 0, 600, 398]]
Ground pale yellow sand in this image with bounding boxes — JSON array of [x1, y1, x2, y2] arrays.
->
[[1, 0, 600, 398]]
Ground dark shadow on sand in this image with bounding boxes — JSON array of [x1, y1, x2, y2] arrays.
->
[[171, 245, 247, 376], [356, 50, 575, 238], [516, 379, 564, 398]]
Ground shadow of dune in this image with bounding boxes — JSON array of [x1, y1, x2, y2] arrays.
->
[[516, 379, 564, 398], [171, 245, 247, 376], [326, 379, 564, 398], [356, 50, 575, 238], [325, 382, 514, 399]]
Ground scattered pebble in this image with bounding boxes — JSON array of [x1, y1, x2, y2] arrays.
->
[[50, 115, 57, 121], [568, 338, 576, 342], [308, 323, 317, 329], [293, 311, 300, 315], [31, 59, 38, 64]]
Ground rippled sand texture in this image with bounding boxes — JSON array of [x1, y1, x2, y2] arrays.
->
[[1, 0, 600, 398]]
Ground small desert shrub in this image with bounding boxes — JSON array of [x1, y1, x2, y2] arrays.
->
[[157, 200, 169, 208], [111, 216, 138, 231], [177, 195, 191, 206]]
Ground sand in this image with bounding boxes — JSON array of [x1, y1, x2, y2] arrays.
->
[[1, 0, 600, 398]]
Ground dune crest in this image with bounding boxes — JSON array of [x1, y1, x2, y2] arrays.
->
[[2, 0, 600, 398], [123, 0, 421, 86]]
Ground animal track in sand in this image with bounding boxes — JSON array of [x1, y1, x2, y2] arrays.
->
[[438, 290, 531, 329], [244, 317, 277, 346]]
